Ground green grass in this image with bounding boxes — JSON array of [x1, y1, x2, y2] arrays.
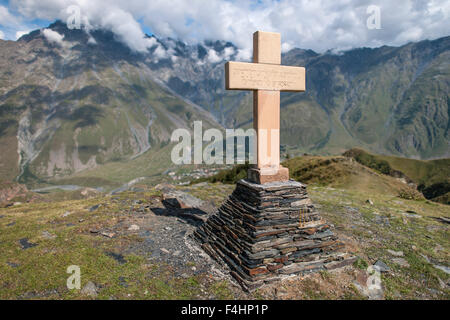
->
[[344, 148, 450, 203], [202, 154, 425, 200], [0, 192, 234, 299], [345, 148, 450, 185], [307, 185, 449, 300], [1, 175, 449, 299]]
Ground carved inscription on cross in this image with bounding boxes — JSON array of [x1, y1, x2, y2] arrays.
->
[[225, 31, 306, 184]]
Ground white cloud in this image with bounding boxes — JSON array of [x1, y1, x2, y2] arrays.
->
[[153, 44, 168, 59], [15, 30, 30, 40], [0, 30, 4, 39], [0, 5, 20, 27], [236, 48, 252, 61], [87, 36, 97, 45], [204, 46, 235, 63], [223, 47, 235, 60], [206, 48, 221, 63], [7, 0, 450, 54], [281, 42, 293, 53], [41, 28, 64, 45]]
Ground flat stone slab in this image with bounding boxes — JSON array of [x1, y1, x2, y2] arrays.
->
[[238, 179, 306, 191]]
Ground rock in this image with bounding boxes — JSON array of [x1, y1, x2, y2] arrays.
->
[[345, 206, 360, 214], [392, 258, 410, 268], [173, 250, 181, 256], [81, 281, 98, 297], [89, 204, 101, 212], [435, 216, 450, 224], [19, 238, 37, 250], [194, 179, 352, 291], [128, 224, 140, 231], [403, 212, 422, 218], [374, 216, 390, 226], [373, 260, 390, 273], [6, 262, 19, 268], [387, 249, 404, 257], [438, 277, 446, 289], [41, 231, 56, 240], [191, 182, 208, 188], [162, 189, 205, 208], [150, 251, 161, 258], [101, 232, 115, 238], [118, 276, 128, 288], [366, 199, 374, 205], [433, 264, 450, 275], [105, 252, 127, 264], [353, 281, 384, 300], [81, 188, 100, 197], [291, 198, 312, 206], [164, 226, 172, 231], [433, 244, 444, 254], [62, 211, 71, 217], [420, 254, 430, 263]]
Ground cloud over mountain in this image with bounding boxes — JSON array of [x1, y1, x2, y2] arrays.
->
[[3, 0, 450, 55], [41, 28, 65, 45]]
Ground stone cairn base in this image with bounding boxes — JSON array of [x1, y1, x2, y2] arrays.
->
[[193, 179, 355, 291]]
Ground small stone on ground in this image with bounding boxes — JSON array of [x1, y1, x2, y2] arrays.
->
[[373, 260, 390, 273], [128, 224, 140, 231], [392, 258, 410, 268], [387, 249, 404, 257], [81, 281, 98, 297]]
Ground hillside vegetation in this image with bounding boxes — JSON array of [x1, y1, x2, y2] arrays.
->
[[0, 21, 219, 187], [343, 148, 450, 204], [201, 150, 450, 204]]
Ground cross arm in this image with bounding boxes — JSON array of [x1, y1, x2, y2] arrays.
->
[[225, 61, 305, 92]]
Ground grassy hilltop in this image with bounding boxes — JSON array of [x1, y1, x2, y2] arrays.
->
[[0, 160, 449, 299], [200, 149, 449, 205]]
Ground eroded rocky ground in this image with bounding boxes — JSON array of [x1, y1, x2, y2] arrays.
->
[[0, 182, 448, 299]]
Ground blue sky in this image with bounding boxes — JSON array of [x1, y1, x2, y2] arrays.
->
[[1, 0, 449, 54], [0, 0, 49, 40]]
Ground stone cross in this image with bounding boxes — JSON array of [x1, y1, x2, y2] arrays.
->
[[225, 31, 306, 184]]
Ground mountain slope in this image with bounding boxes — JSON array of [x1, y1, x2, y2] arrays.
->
[[149, 36, 450, 159], [0, 22, 448, 188], [343, 148, 450, 204], [0, 22, 220, 186]]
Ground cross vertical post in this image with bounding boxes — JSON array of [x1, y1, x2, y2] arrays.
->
[[225, 31, 306, 184]]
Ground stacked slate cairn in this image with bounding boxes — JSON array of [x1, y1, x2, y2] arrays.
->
[[194, 179, 355, 291]]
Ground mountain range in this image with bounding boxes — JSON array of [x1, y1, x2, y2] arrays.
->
[[0, 21, 448, 187]]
